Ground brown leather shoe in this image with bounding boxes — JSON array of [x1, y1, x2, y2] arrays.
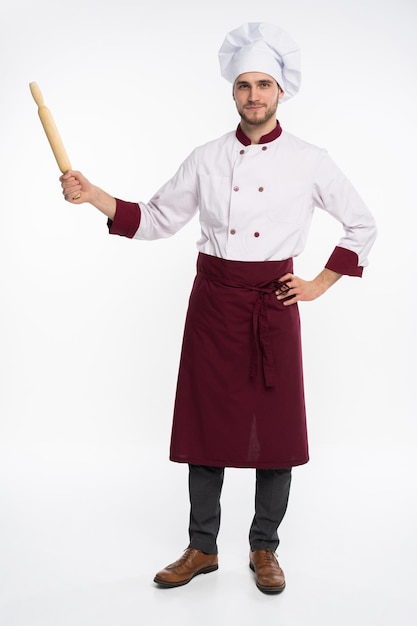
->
[[154, 547, 218, 588], [249, 549, 286, 594]]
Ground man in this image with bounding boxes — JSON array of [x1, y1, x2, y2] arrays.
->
[[60, 22, 377, 594]]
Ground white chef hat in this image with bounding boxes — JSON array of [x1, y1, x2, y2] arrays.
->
[[218, 22, 301, 102]]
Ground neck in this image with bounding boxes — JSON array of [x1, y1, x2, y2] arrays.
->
[[239, 117, 278, 145]]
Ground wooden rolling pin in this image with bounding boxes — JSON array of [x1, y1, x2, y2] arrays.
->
[[29, 82, 72, 174]]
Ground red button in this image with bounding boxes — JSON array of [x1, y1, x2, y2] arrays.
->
[[258, 187, 264, 192], [254, 232, 260, 237], [230, 229, 236, 235], [262, 146, 268, 151], [239, 149, 245, 155], [233, 186, 239, 192]]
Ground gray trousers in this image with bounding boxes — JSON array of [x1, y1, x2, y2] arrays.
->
[[188, 464, 292, 555]]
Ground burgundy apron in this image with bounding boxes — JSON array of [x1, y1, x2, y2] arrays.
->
[[169, 253, 309, 468]]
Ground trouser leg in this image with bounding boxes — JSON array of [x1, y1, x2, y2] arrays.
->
[[249, 468, 292, 552], [188, 464, 225, 555]]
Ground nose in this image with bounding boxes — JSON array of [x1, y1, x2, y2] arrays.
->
[[248, 87, 261, 102]]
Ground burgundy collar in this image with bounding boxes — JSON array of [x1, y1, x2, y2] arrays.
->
[[236, 121, 283, 146]]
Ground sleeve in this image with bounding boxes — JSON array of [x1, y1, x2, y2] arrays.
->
[[133, 149, 200, 241], [106, 149, 200, 241], [312, 151, 377, 276]]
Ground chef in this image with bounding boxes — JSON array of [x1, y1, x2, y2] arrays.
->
[[60, 22, 377, 594]]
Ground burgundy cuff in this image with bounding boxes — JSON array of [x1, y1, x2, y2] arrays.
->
[[325, 246, 363, 277], [107, 198, 141, 238]]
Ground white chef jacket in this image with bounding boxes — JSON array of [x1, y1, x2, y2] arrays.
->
[[112, 124, 376, 272]]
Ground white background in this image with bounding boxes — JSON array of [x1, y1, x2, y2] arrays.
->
[[0, 0, 416, 624]]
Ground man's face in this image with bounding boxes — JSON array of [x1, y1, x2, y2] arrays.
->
[[233, 72, 283, 126]]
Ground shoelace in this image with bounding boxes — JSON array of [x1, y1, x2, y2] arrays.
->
[[260, 549, 278, 565], [175, 547, 194, 566]]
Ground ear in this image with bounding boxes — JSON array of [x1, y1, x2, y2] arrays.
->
[[278, 87, 285, 100]]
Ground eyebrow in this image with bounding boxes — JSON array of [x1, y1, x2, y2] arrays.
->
[[235, 79, 275, 86]]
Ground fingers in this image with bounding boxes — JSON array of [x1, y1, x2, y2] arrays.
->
[[275, 273, 300, 305], [60, 170, 83, 202], [275, 275, 321, 305], [63, 182, 82, 202], [277, 287, 298, 305], [276, 273, 295, 293]]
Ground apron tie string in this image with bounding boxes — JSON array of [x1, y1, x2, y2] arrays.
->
[[199, 270, 290, 388]]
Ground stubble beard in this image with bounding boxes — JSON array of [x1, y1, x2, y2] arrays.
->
[[239, 100, 278, 127]]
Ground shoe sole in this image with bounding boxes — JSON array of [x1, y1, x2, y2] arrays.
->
[[249, 562, 286, 594], [154, 564, 219, 588]]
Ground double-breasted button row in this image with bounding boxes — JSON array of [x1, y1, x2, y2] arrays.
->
[[229, 229, 261, 237], [238, 146, 268, 153], [233, 186, 265, 192]]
